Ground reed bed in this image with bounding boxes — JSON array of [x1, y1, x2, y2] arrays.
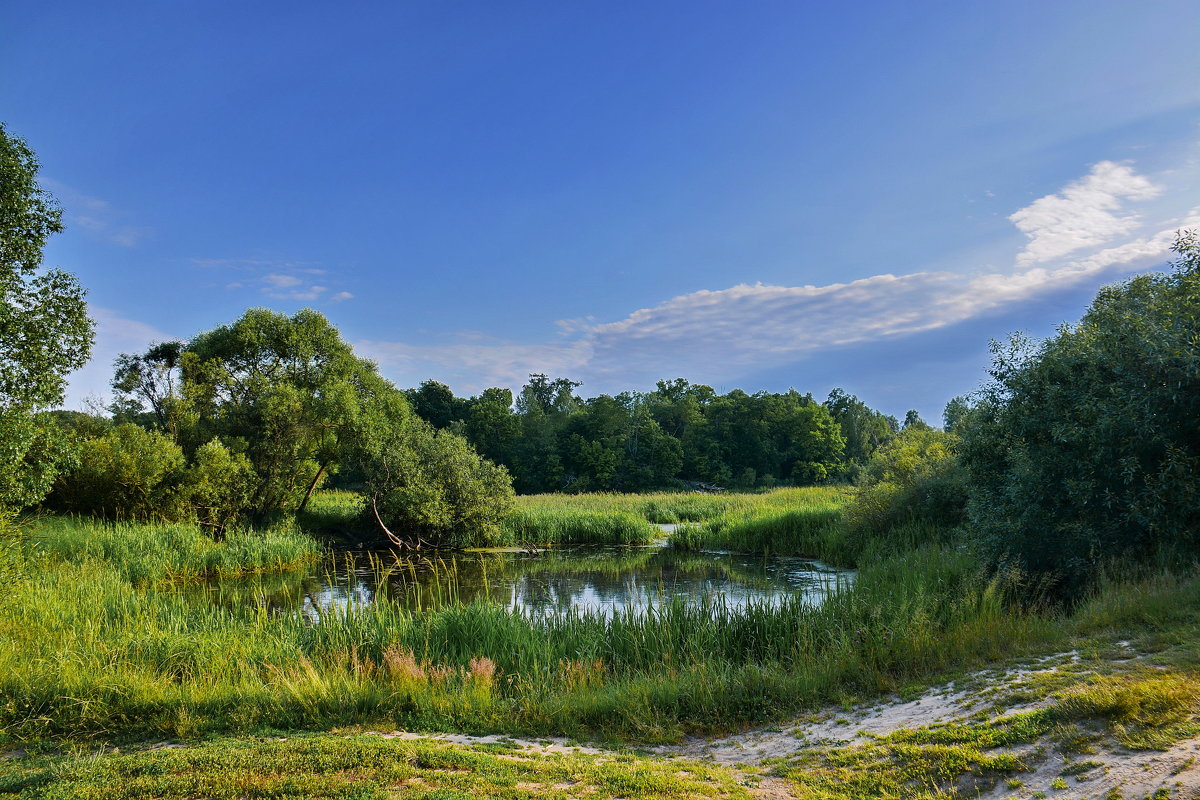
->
[[27, 516, 318, 585], [0, 521, 1115, 743], [498, 507, 656, 545], [4, 494, 1195, 746]]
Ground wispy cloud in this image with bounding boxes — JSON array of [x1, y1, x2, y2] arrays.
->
[[45, 180, 151, 248], [359, 159, 1196, 395], [192, 258, 351, 304], [67, 158, 1195, 407]]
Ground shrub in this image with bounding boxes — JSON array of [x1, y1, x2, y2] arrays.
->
[[962, 233, 1200, 589], [364, 420, 515, 548], [51, 423, 189, 520], [183, 438, 255, 532], [845, 426, 967, 536]]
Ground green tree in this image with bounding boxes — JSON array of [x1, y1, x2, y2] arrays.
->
[[181, 308, 386, 517], [846, 425, 966, 535], [962, 232, 1200, 588], [407, 379, 468, 429], [111, 340, 186, 433], [463, 387, 520, 465], [824, 388, 898, 471], [353, 408, 514, 548], [0, 123, 94, 514]]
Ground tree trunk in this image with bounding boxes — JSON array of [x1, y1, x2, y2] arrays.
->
[[370, 494, 407, 549], [296, 461, 329, 514]]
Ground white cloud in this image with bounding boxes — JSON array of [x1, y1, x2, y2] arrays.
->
[[62, 308, 175, 410], [1009, 161, 1161, 266], [359, 161, 1195, 395], [196, 259, 351, 303], [66, 160, 1197, 405], [356, 337, 591, 396], [263, 273, 303, 289]]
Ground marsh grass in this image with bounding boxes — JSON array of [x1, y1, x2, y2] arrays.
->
[[499, 507, 656, 545], [660, 486, 919, 566], [0, 526, 1069, 742], [27, 516, 318, 585], [0, 733, 759, 800], [295, 489, 365, 536], [3, 492, 1197, 756]]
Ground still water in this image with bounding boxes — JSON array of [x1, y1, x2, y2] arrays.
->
[[203, 540, 854, 619]]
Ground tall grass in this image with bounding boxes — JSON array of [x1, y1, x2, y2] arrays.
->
[[5, 494, 1196, 746], [28, 516, 318, 585], [0, 523, 1081, 742], [498, 507, 656, 546]]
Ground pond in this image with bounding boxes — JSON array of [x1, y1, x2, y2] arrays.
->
[[201, 540, 854, 619]]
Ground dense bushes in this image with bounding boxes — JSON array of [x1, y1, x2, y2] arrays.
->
[[49, 425, 255, 527], [45, 308, 517, 543], [845, 425, 968, 537], [961, 233, 1200, 588]]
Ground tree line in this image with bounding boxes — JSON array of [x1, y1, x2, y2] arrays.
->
[[402, 376, 907, 494]]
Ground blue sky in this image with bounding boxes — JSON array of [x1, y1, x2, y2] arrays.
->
[[4, 1, 1199, 422]]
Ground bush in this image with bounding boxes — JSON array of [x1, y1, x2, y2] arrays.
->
[[51, 423, 189, 520], [845, 426, 967, 536], [365, 420, 515, 548], [962, 232, 1200, 589], [183, 439, 255, 532]]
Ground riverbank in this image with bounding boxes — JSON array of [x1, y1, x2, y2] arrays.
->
[[2, 490, 1198, 797], [4, 603, 1197, 799]]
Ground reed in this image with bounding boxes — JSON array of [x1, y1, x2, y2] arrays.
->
[[27, 516, 318, 585], [4, 499, 1195, 747], [499, 507, 657, 545], [0, 518, 1090, 743]]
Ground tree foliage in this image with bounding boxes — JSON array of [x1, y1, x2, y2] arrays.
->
[[97, 308, 515, 541], [0, 123, 94, 515], [962, 232, 1200, 586], [402, 375, 853, 493]]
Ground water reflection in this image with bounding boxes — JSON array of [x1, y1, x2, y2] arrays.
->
[[197, 545, 853, 619]]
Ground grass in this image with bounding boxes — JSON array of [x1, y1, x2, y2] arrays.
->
[[0, 733, 761, 799], [498, 507, 657, 545], [4, 487, 1199, 799], [26, 515, 318, 585], [0, 516, 1120, 744], [293, 486, 857, 550], [296, 489, 366, 538]]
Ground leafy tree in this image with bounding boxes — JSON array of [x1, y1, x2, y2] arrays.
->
[[407, 379, 467, 429], [823, 389, 898, 472], [942, 396, 972, 434], [463, 387, 520, 465], [353, 409, 514, 548], [0, 123, 94, 514], [181, 308, 383, 516], [111, 340, 186, 433], [184, 439, 255, 533], [962, 232, 1200, 588]]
